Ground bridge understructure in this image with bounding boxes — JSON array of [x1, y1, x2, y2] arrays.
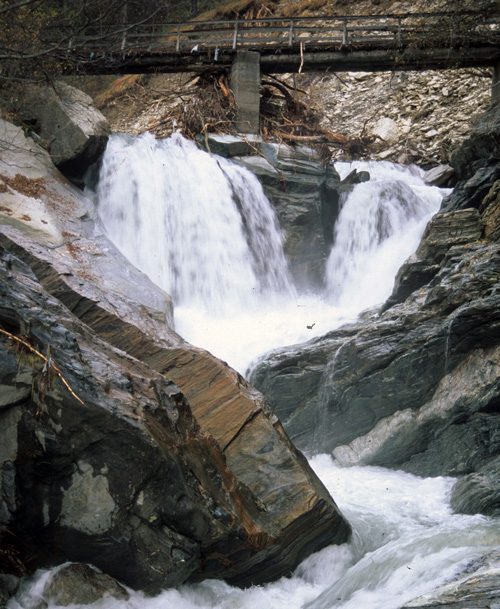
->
[[60, 12, 500, 134]]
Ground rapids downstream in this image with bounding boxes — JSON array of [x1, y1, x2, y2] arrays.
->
[[8, 134, 499, 609]]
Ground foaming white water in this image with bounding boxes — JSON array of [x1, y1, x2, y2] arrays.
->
[[325, 161, 445, 310], [11, 458, 499, 609], [96, 136, 446, 375], [97, 132, 294, 314]]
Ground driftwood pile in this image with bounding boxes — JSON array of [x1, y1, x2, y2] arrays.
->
[[142, 70, 374, 163]]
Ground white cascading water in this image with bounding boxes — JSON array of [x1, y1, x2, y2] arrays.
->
[[95, 135, 444, 374], [97, 132, 294, 313], [10, 457, 500, 609], [326, 162, 440, 310], [10, 134, 499, 609]]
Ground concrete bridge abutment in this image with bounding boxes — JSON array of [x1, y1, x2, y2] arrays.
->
[[230, 51, 260, 134]]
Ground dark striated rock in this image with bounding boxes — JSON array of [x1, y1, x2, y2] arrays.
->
[[199, 135, 348, 292], [442, 100, 500, 213], [450, 101, 500, 181], [402, 552, 500, 609], [0, 119, 351, 592], [253, 238, 500, 471], [383, 208, 483, 310], [480, 179, 500, 242], [450, 455, 500, 517], [20, 82, 110, 182], [251, 103, 500, 526], [236, 143, 342, 291], [43, 564, 130, 606]]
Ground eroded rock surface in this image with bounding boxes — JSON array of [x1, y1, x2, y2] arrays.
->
[[402, 552, 500, 609], [197, 135, 343, 291], [43, 564, 130, 606], [20, 82, 110, 182]]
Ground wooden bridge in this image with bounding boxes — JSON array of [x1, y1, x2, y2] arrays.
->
[[53, 10, 500, 132]]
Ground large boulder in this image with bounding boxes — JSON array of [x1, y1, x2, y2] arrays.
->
[[252, 239, 500, 466], [20, 82, 110, 182], [42, 564, 130, 606], [0, 119, 351, 593], [450, 455, 500, 517], [237, 144, 338, 291]]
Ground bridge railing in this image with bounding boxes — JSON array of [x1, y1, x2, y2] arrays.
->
[[43, 11, 499, 57]]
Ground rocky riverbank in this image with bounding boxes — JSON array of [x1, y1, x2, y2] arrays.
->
[[251, 94, 500, 518], [96, 66, 491, 168], [2, 65, 500, 608], [0, 89, 351, 603]]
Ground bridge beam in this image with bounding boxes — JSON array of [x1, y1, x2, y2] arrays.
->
[[230, 51, 260, 134]]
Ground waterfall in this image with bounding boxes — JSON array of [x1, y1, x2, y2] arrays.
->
[[325, 161, 444, 311], [97, 132, 294, 313], [95, 136, 445, 375], [11, 136, 499, 609], [12, 457, 500, 609]]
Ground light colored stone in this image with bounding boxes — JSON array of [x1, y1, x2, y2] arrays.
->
[[423, 164, 455, 186], [20, 81, 110, 171], [60, 462, 116, 535], [368, 117, 399, 144]]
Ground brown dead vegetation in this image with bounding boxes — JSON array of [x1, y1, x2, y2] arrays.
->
[[136, 69, 374, 164], [0, 174, 48, 198], [94, 75, 146, 108], [0, 529, 30, 577], [281, 0, 328, 18], [195, 0, 278, 21]]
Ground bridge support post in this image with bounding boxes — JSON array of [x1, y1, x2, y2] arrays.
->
[[230, 51, 260, 134], [493, 62, 500, 105]]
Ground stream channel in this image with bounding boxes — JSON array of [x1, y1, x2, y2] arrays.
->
[[9, 133, 500, 609]]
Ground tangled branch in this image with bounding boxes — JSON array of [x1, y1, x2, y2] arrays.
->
[[0, 328, 85, 407]]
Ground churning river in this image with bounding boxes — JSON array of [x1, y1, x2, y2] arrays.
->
[[9, 133, 500, 609]]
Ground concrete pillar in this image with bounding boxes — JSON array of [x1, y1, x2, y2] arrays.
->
[[493, 62, 500, 105], [230, 51, 260, 134]]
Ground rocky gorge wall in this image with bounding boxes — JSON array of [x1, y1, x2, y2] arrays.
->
[[0, 96, 352, 601], [197, 133, 371, 292], [2, 73, 500, 608], [251, 99, 500, 520], [100, 68, 491, 169]]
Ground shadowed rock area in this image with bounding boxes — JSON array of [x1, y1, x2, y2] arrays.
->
[[20, 82, 110, 184], [0, 118, 351, 594]]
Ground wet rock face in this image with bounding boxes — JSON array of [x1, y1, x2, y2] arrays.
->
[[250, 102, 500, 512], [0, 228, 351, 594], [253, 241, 500, 462], [199, 135, 343, 292], [20, 82, 110, 182], [43, 564, 130, 606], [246, 143, 339, 291], [402, 552, 500, 609], [0, 119, 351, 593], [450, 455, 500, 517]]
